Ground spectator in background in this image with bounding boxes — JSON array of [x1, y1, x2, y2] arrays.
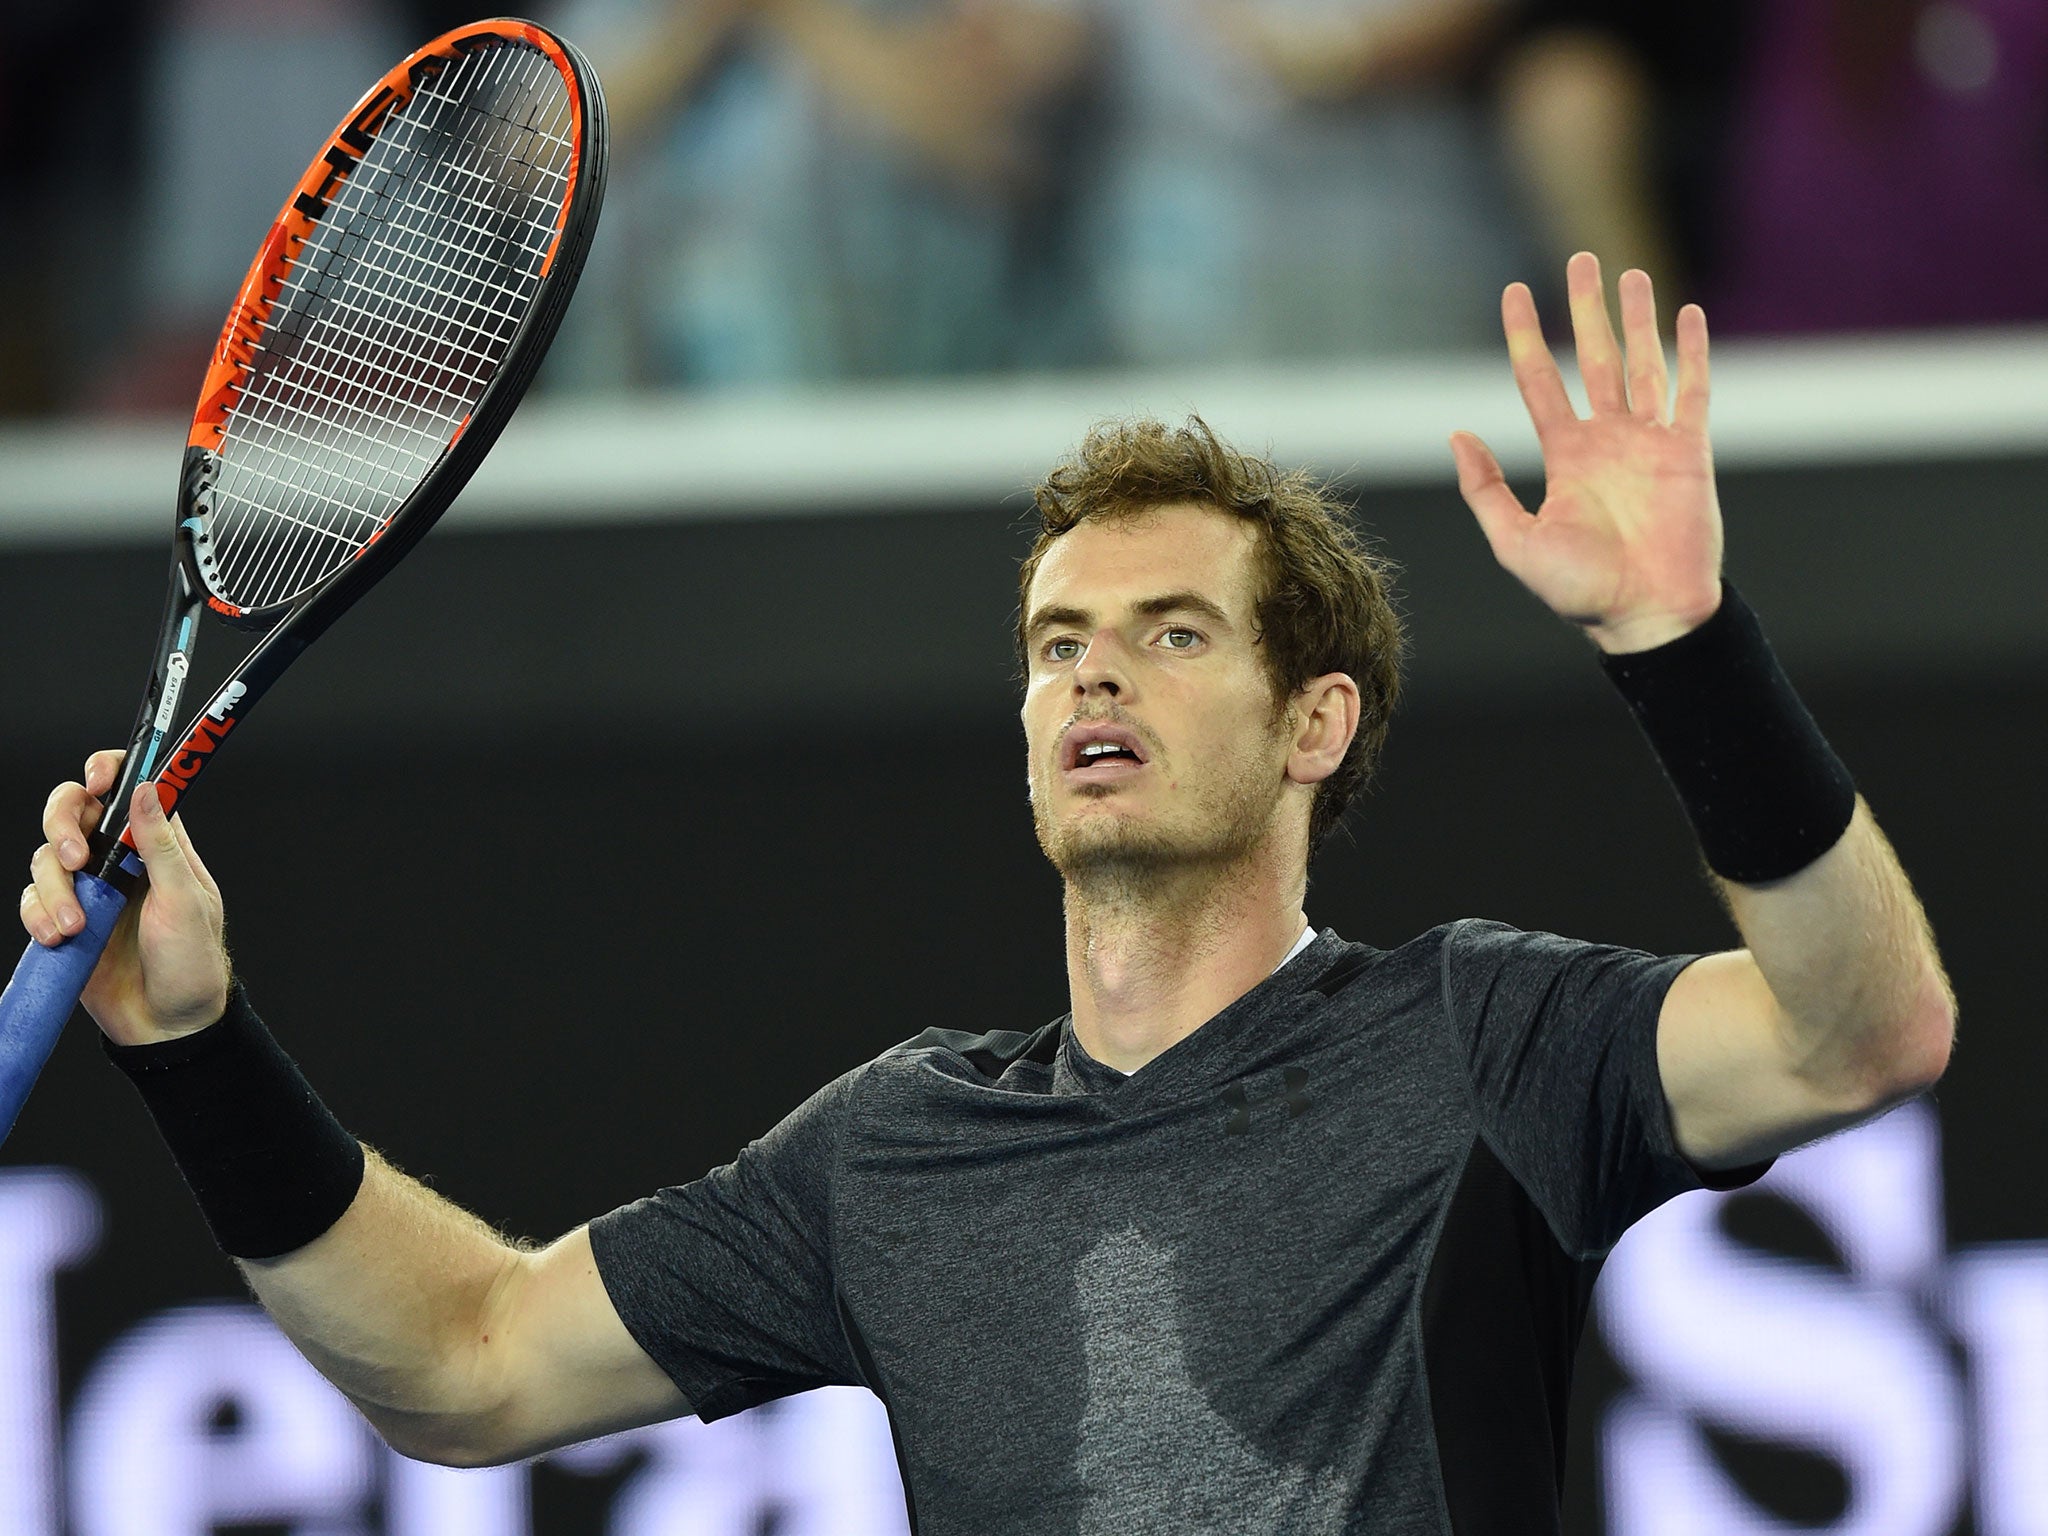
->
[[95, 0, 407, 414], [558, 0, 1094, 386], [1488, 4, 1753, 314], [1079, 0, 1524, 366], [1709, 0, 2048, 334]]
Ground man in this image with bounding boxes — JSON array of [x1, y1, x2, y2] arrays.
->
[[20, 256, 1951, 1533]]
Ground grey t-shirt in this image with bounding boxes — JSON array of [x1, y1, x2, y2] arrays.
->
[[589, 921, 1770, 1535]]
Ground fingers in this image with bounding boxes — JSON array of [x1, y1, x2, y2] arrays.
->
[[1500, 282, 1575, 436], [84, 749, 125, 798], [23, 842, 80, 947], [20, 884, 51, 946], [1566, 252, 1628, 416], [165, 809, 221, 905], [123, 785, 230, 1033], [127, 784, 199, 895], [42, 780, 104, 874], [1449, 432, 1530, 561], [1674, 301, 1711, 433], [30, 770, 110, 944], [24, 752, 124, 945], [1619, 267, 1669, 420]]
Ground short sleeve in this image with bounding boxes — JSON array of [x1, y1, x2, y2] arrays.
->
[[1438, 919, 1771, 1257], [588, 1066, 869, 1420]]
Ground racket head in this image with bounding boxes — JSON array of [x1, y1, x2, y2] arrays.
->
[[176, 18, 609, 633]]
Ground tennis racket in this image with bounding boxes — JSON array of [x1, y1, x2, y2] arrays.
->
[[0, 18, 608, 1145]]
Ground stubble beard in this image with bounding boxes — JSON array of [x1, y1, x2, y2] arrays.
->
[[1032, 738, 1286, 910]]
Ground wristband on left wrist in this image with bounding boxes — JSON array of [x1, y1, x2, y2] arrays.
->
[[1599, 581, 1857, 884], [105, 981, 366, 1260]]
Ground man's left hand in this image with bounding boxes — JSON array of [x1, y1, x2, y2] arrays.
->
[[1451, 252, 1722, 654]]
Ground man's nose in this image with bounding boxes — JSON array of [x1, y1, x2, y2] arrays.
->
[[1075, 630, 1130, 697]]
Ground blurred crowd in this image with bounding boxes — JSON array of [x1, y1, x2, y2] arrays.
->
[[2, 0, 2044, 413]]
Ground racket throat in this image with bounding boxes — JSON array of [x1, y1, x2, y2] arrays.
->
[[85, 829, 147, 897]]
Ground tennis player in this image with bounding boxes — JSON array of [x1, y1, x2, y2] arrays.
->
[[22, 256, 1952, 1534]]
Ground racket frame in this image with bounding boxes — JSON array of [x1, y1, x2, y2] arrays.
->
[[88, 17, 610, 889]]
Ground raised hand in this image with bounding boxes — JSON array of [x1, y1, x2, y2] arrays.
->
[[1450, 252, 1723, 654]]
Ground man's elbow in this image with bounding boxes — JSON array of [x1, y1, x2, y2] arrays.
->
[[361, 1403, 525, 1470], [1870, 965, 1956, 1103]]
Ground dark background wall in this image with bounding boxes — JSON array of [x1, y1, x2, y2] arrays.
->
[[1, 449, 2041, 1531]]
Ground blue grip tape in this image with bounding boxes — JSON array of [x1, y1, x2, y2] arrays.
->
[[0, 873, 127, 1146]]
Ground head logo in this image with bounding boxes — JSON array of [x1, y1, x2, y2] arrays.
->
[[187, 29, 511, 452], [1221, 1067, 1313, 1136]]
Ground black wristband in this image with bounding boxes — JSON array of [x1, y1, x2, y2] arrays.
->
[[1600, 583, 1856, 883], [104, 982, 365, 1260]]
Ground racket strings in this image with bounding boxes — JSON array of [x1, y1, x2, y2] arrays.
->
[[232, 48, 568, 509], [207, 41, 576, 611], [220, 70, 512, 575], [214, 70, 567, 607], [215, 45, 570, 606]]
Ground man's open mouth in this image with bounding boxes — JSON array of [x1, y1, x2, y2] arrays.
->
[[1061, 722, 1151, 778]]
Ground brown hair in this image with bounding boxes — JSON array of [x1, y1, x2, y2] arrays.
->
[[1018, 416, 1403, 849]]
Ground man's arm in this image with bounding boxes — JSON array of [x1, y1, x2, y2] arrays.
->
[[240, 1168, 686, 1466], [1450, 254, 1954, 1172], [1655, 802, 1953, 1170], [23, 752, 687, 1466]]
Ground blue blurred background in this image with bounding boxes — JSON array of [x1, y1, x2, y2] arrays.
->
[[6, 0, 2047, 408], [2, 1, 2046, 1532]]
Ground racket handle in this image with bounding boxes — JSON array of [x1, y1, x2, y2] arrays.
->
[[0, 873, 127, 1146]]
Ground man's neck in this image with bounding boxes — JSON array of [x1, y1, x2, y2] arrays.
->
[[1063, 851, 1308, 1075]]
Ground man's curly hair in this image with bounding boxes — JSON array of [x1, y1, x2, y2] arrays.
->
[[1019, 416, 1403, 850]]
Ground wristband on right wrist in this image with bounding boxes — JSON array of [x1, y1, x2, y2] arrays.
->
[[1600, 582, 1857, 884], [104, 982, 365, 1260]]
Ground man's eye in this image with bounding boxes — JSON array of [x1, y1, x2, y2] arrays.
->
[[1161, 628, 1200, 650], [1046, 638, 1082, 661]]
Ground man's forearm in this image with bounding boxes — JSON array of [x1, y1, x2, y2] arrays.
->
[[1718, 799, 1954, 1096], [106, 987, 565, 1464], [237, 1149, 529, 1463], [1596, 586, 1952, 1095]]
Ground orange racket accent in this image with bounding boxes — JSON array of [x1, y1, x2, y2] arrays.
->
[[205, 596, 243, 618], [116, 717, 241, 838], [188, 19, 589, 451]]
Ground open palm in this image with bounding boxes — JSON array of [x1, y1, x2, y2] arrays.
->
[[1452, 254, 1724, 655]]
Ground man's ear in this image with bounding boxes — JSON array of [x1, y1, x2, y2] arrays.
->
[[1286, 673, 1360, 786]]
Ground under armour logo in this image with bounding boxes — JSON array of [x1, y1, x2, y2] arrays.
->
[[1222, 1068, 1312, 1135]]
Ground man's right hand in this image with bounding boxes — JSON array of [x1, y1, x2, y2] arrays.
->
[[20, 749, 230, 1046], [24, 759, 687, 1468]]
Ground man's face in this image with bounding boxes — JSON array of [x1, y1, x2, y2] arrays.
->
[[1020, 503, 1297, 886]]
